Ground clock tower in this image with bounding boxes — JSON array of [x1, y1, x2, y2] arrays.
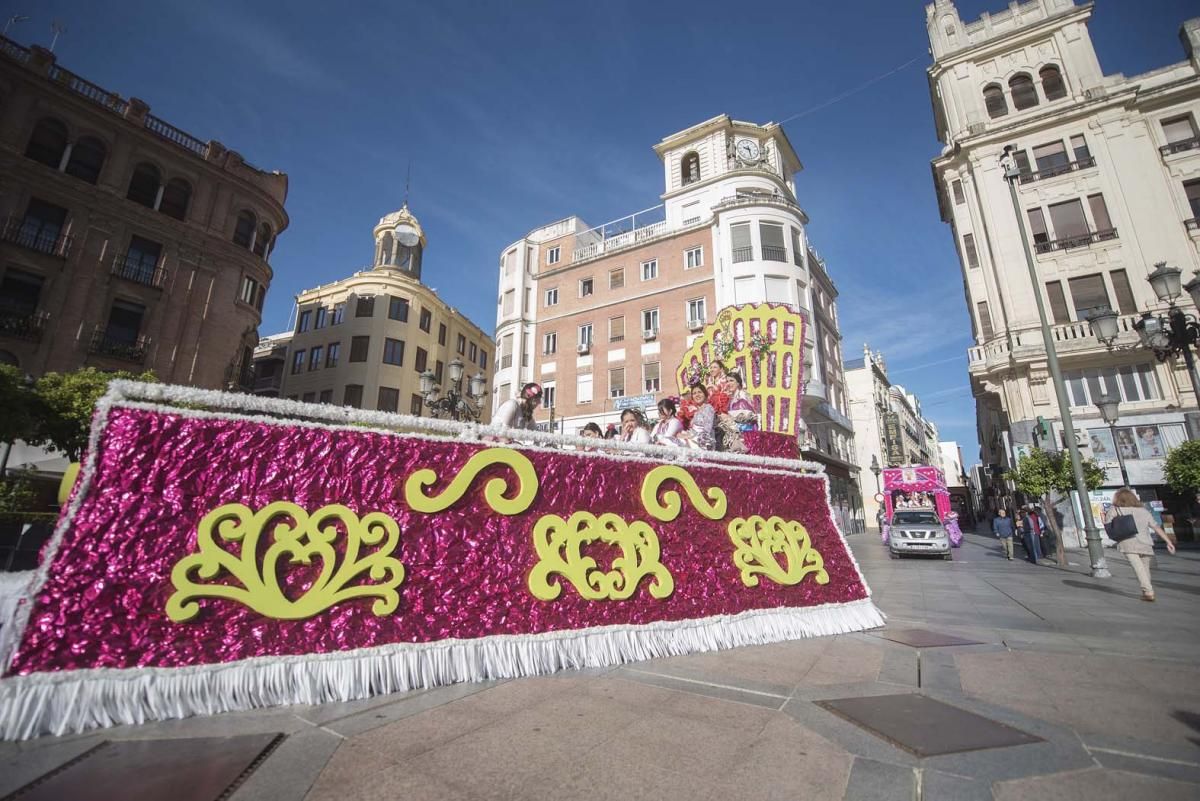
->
[[373, 203, 425, 281]]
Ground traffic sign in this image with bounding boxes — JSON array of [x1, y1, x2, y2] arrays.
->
[[613, 393, 656, 411]]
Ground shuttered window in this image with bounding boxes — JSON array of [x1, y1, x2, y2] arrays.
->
[[1027, 208, 1049, 245], [731, 223, 752, 262], [962, 233, 979, 269], [1046, 281, 1070, 324], [1032, 140, 1069, 171], [977, 301, 994, 339], [1109, 270, 1136, 315], [1068, 274, 1110, 320], [1162, 115, 1197, 144], [1048, 199, 1088, 239], [1088, 194, 1113, 231]]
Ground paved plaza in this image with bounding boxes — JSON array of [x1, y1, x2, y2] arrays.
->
[[2, 527, 1199, 801]]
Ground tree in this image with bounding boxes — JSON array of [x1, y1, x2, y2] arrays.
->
[[34, 368, 156, 461], [0, 364, 45, 450], [1005, 447, 1105, 566], [1164, 440, 1200, 496]]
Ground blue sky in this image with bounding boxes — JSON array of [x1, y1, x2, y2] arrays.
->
[[8, 0, 1195, 458]]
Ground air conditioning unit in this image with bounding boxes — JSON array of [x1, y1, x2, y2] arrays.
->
[[577, 343, 590, 354], [642, 329, 658, 341], [687, 318, 705, 331]]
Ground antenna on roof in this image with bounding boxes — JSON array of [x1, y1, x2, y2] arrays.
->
[[49, 18, 65, 51], [4, 14, 30, 36], [404, 160, 411, 208]]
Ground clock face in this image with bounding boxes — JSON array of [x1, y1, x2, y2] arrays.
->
[[395, 226, 420, 247], [736, 139, 760, 162]]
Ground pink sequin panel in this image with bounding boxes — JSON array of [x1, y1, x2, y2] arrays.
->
[[7, 407, 869, 675]]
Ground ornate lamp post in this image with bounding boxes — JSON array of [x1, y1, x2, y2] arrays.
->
[[999, 145, 1109, 577], [419, 358, 487, 421], [1094, 393, 1130, 488], [869, 454, 881, 493]]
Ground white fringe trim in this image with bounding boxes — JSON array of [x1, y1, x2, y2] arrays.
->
[[0, 598, 883, 740]]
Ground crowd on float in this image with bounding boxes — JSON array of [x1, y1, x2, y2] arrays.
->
[[492, 360, 760, 452]]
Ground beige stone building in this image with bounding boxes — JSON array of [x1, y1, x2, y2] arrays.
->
[[275, 206, 494, 420], [492, 115, 860, 517], [0, 38, 288, 388]]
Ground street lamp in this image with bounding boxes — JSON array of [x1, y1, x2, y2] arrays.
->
[[869, 454, 881, 492], [420, 357, 487, 421], [1000, 144, 1109, 577], [1094, 392, 1130, 488]]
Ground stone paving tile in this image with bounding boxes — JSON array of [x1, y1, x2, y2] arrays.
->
[[991, 766, 1200, 800], [611, 666, 787, 710], [319, 679, 503, 737], [920, 770, 993, 801], [840, 756, 914, 801], [1088, 748, 1200, 786], [230, 728, 342, 801]]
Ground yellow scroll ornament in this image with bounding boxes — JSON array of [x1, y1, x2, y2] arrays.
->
[[640, 464, 727, 522], [727, 515, 830, 588], [404, 448, 538, 515], [166, 502, 405, 622], [528, 511, 675, 601]]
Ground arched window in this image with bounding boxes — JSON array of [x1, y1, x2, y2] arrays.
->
[[379, 232, 394, 266], [253, 223, 272, 257], [64, 136, 106, 184], [127, 163, 161, 208], [1009, 73, 1039, 110], [681, 151, 700, 185], [24, 118, 68, 169], [983, 84, 1008, 118], [232, 210, 256, 248], [159, 178, 191, 221], [1040, 65, 1066, 101]]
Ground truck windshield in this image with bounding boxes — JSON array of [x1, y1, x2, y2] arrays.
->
[[893, 511, 940, 525]]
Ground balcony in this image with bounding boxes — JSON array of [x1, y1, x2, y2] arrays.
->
[[1186, 218, 1199, 232], [111, 253, 167, 288], [1160, 137, 1200, 157], [1033, 228, 1118, 255], [1016, 156, 1096, 184], [761, 245, 787, 262], [731, 247, 753, 263], [968, 313, 1145, 371], [0, 309, 47, 342], [1, 217, 72, 258], [88, 329, 148, 364]]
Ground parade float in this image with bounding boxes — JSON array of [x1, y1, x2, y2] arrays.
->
[[880, 465, 963, 547], [0, 304, 882, 739]]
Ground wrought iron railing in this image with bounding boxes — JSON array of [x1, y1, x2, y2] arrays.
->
[[1186, 218, 1199, 232], [0, 309, 47, 342], [761, 245, 787, 262], [1017, 156, 1096, 184], [88, 329, 148, 363], [1160, 137, 1200, 156], [731, 247, 753, 263], [1, 216, 72, 257], [111, 253, 166, 288], [1033, 228, 1118, 254]]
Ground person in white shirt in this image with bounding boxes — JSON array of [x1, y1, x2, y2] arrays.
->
[[618, 408, 651, 445], [651, 398, 685, 447], [493, 383, 542, 434]]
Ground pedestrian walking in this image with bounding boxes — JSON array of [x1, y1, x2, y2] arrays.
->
[[993, 509, 1015, 560], [1103, 488, 1176, 602], [1018, 508, 1042, 564]]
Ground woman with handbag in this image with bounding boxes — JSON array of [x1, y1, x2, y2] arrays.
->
[[1103, 488, 1176, 602]]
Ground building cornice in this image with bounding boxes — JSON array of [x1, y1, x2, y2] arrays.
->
[[927, 4, 1094, 80]]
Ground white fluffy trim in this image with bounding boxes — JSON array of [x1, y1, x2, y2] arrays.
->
[[0, 598, 883, 740]]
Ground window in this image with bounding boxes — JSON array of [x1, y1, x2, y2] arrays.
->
[[733, 276, 756, 305], [580, 278, 594, 297], [687, 298, 707, 325], [951, 180, 965, 204], [349, 335, 369, 362], [577, 373, 593, 404], [543, 332, 557, 354], [1109, 270, 1136, 315], [641, 259, 658, 280], [326, 342, 340, 367], [435, 360, 444, 384], [419, 308, 431, 332], [642, 308, 659, 334], [383, 337, 405, 366], [1162, 115, 1198, 145], [609, 316, 624, 342], [682, 200, 701, 225], [502, 290, 515, 316], [1027, 208, 1050, 246], [0, 268, 43, 315], [609, 267, 625, 289], [1088, 194, 1113, 232], [388, 296, 409, 322], [298, 310, 312, 333], [319, 389, 333, 404], [764, 276, 789, 304], [356, 296, 375, 317], [1040, 65, 1067, 100], [1009, 73, 1038, 110], [644, 362, 661, 393], [1046, 281, 1071, 324], [103, 299, 145, 345], [681, 151, 700, 185], [469, 342, 478, 362], [480, 351, 488, 369], [410, 394, 423, 415], [609, 367, 625, 398], [731, 222, 752, 262], [578, 324, 593, 347], [499, 382, 511, 400], [791, 228, 804, 266], [438, 323, 447, 346], [1048, 199, 1089, 240], [685, 247, 703, 269], [291, 350, 306, 374], [309, 346, 323, 371], [253, 223, 273, 258], [1068, 274, 1110, 320], [500, 333, 513, 368], [1070, 134, 1090, 162], [415, 347, 428, 373], [1013, 149, 1032, 174], [65, 137, 106, 184], [332, 303, 345, 325], [25, 118, 68, 168], [1186, 180, 1200, 220], [983, 84, 1008, 118], [302, 392, 315, 404], [456, 333, 466, 355], [759, 222, 786, 262], [962, 233, 980, 269], [377, 387, 399, 413], [127, 163, 161, 208], [232, 210, 256, 248], [19, 198, 67, 252], [343, 385, 363, 409], [976, 301, 994, 339], [547, 246, 560, 265], [159, 178, 191, 221], [545, 287, 559, 306], [1032, 140, 1069, 172], [314, 307, 327, 329], [542, 384, 556, 409], [1064, 364, 1159, 407]]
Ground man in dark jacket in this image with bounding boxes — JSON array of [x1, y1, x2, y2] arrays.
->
[[993, 509, 1015, 560]]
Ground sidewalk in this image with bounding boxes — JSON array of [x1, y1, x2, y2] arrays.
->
[[2, 531, 1198, 800]]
